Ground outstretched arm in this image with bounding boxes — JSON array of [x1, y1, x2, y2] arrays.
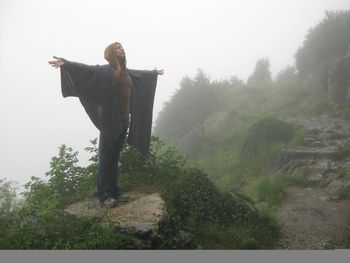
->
[[48, 56, 64, 68], [49, 56, 109, 101]]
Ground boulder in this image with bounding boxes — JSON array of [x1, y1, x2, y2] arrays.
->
[[64, 191, 167, 239]]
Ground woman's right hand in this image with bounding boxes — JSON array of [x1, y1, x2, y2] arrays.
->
[[48, 56, 64, 68]]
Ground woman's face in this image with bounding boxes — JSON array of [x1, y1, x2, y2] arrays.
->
[[116, 43, 125, 58]]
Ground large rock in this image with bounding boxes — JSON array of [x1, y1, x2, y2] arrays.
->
[[64, 191, 167, 239]]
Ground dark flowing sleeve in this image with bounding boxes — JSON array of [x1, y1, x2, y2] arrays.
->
[[127, 69, 158, 156], [59, 59, 123, 141], [60, 59, 112, 105]]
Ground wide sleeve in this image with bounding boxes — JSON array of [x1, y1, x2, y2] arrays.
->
[[127, 69, 158, 156], [60, 59, 112, 105]]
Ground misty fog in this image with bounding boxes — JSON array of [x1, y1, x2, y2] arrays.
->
[[0, 0, 349, 188]]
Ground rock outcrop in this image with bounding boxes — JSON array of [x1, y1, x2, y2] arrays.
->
[[64, 191, 168, 248]]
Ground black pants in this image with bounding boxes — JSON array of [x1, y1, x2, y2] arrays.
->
[[96, 128, 128, 201]]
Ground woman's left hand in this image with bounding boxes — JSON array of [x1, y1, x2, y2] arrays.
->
[[153, 68, 164, 75]]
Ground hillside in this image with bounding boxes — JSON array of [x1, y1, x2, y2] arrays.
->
[[154, 10, 350, 249], [154, 76, 350, 249], [2, 9, 350, 250]]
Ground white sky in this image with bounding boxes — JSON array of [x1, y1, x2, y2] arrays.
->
[[0, 0, 349, 189]]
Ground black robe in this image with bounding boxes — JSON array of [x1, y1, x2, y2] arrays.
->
[[60, 59, 158, 156]]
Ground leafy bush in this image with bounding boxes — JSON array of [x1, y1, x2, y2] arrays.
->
[[119, 136, 188, 189], [45, 145, 83, 198], [163, 169, 253, 226], [241, 117, 295, 157], [0, 211, 134, 249], [237, 117, 297, 180], [0, 141, 134, 249], [0, 137, 281, 249], [117, 138, 281, 249]]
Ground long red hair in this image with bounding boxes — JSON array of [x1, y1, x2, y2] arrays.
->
[[104, 42, 131, 127], [104, 42, 132, 97]]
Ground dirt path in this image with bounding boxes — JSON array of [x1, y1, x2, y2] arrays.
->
[[277, 186, 350, 249], [272, 114, 350, 249]]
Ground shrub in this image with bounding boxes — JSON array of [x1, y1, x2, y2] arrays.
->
[[0, 137, 281, 249], [241, 117, 295, 158]]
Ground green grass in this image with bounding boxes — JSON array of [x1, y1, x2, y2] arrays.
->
[[189, 220, 280, 249], [334, 186, 350, 200], [246, 174, 313, 208]]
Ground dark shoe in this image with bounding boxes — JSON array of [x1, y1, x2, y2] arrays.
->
[[100, 197, 118, 208], [112, 193, 129, 202]]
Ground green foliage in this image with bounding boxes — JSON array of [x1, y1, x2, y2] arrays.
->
[[154, 70, 230, 145], [188, 218, 280, 249], [224, 118, 298, 185], [119, 136, 188, 189], [295, 10, 350, 90], [154, 64, 314, 189], [120, 138, 254, 227], [45, 144, 84, 198], [150, 11, 350, 249], [250, 176, 286, 206], [0, 179, 19, 216], [118, 139, 280, 249], [163, 169, 253, 226], [0, 136, 280, 249], [241, 117, 295, 158], [0, 211, 134, 249], [0, 140, 134, 249], [79, 138, 99, 197], [247, 174, 311, 207], [23, 176, 58, 214], [160, 170, 280, 249], [334, 185, 350, 200]]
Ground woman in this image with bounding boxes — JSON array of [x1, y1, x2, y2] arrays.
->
[[49, 42, 164, 207]]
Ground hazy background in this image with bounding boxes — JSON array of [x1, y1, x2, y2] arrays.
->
[[1, 0, 349, 189]]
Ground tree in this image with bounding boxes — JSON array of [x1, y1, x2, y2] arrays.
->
[[0, 179, 18, 216], [154, 69, 221, 145], [295, 10, 350, 90], [247, 58, 272, 87]]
